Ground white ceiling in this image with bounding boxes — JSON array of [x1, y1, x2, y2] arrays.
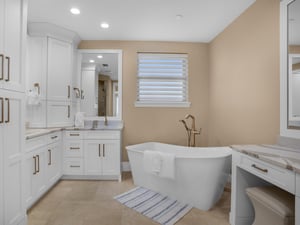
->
[[28, 0, 256, 42]]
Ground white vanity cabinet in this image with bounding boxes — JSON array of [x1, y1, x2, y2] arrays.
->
[[0, 0, 27, 92], [84, 139, 120, 176], [24, 131, 62, 209], [46, 134, 62, 186], [47, 38, 72, 102], [84, 130, 121, 180], [26, 23, 80, 128], [0, 90, 26, 225], [63, 130, 84, 175], [63, 130, 121, 181]]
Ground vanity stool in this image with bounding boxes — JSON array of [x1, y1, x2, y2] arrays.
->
[[246, 186, 295, 225]]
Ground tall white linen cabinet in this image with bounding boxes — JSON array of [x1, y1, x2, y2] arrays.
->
[[0, 0, 28, 225]]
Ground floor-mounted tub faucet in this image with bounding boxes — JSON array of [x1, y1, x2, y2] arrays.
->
[[179, 114, 201, 147]]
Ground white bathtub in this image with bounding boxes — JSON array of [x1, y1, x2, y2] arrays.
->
[[126, 142, 232, 210]]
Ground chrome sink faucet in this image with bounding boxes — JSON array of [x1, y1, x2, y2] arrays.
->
[[179, 114, 201, 147]]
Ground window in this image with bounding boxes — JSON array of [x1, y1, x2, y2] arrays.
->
[[135, 53, 190, 107]]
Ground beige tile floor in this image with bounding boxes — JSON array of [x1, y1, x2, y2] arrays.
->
[[27, 172, 231, 225]]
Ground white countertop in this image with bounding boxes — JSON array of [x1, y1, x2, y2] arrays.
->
[[25, 128, 63, 139], [26, 122, 124, 140], [231, 144, 300, 174]]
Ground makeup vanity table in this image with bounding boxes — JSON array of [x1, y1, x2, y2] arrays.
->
[[230, 0, 300, 224], [230, 143, 300, 225]]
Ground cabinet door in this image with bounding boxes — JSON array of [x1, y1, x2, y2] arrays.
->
[[2, 91, 25, 225], [46, 142, 62, 185], [47, 100, 72, 127], [1, 0, 26, 92], [0, 109, 3, 225], [24, 151, 43, 208], [26, 99, 47, 128], [26, 36, 47, 99], [84, 140, 102, 175], [47, 37, 72, 101], [102, 140, 120, 176]]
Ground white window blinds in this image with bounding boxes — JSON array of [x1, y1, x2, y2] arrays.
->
[[135, 53, 190, 107]]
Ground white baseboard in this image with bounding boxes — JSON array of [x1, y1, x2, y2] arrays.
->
[[122, 161, 131, 172]]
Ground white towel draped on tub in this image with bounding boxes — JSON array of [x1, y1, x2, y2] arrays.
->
[[143, 150, 175, 179]]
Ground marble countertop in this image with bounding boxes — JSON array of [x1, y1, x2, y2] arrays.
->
[[26, 122, 124, 140], [25, 128, 63, 139], [231, 144, 300, 174]]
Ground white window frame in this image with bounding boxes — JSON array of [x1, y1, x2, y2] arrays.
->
[[135, 53, 191, 107]]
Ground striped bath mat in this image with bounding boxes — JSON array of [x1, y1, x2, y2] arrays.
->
[[114, 186, 192, 225]]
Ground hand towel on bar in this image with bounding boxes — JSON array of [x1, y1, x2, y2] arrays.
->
[[75, 112, 85, 128], [27, 89, 40, 105], [143, 150, 162, 175], [143, 150, 175, 179], [159, 152, 175, 179]]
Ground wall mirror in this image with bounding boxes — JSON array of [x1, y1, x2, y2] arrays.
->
[[78, 49, 122, 120], [287, 0, 300, 129]]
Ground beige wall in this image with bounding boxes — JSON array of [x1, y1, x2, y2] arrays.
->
[[79, 0, 282, 159], [289, 45, 300, 54], [79, 41, 209, 160], [208, 0, 280, 146]]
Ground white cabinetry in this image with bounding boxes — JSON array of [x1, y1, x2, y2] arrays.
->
[[85, 139, 120, 176], [63, 130, 121, 181], [25, 131, 62, 209], [0, 0, 27, 224], [26, 23, 80, 128], [47, 38, 72, 102], [0, 0, 27, 92], [63, 131, 84, 175], [0, 90, 25, 225]]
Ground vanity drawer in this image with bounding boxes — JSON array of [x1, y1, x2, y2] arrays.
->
[[64, 131, 83, 139], [64, 140, 83, 157], [47, 131, 61, 144], [25, 135, 47, 152], [84, 130, 120, 140], [239, 155, 295, 194], [63, 158, 84, 175]]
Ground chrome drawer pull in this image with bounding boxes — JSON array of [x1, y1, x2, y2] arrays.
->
[[51, 135, 58, 139], [251, 164, 268, 173], [70, 165, 80, 168], [70, 133, 79, 136], [70, 147, 80, 150]]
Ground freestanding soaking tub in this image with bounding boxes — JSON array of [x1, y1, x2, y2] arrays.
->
[[126, 142, 232, 210]]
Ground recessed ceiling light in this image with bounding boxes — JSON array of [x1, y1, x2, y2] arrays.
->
[[100, 22, 110, 29], [97, 55, 103, 59], [89, 59, 95, 63], [70, 8, 80, 15], [176, 14, 183, 20]]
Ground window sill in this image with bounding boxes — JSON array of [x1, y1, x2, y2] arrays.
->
[[134, 101, 191, 108]]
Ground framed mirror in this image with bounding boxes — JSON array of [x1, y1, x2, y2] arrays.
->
[[78, 49, 122, 120], [287, 0, 300, 129]]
